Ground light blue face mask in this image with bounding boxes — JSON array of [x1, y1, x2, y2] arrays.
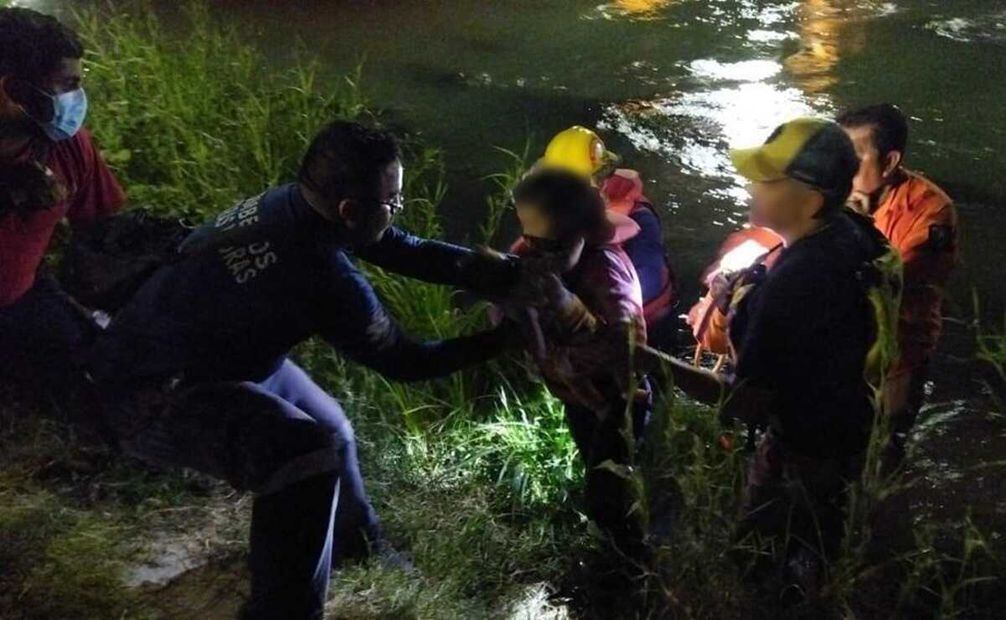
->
[[34, 87, 88, 142]]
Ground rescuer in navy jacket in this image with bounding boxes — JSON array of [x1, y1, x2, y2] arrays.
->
[[89, 122, 519, 620]]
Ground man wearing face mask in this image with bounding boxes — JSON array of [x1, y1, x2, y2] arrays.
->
[[0, 8, 125, 396], [839, 104, 959, 469], [88, 121, 522, 620]]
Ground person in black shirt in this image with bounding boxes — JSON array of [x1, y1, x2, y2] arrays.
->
[[647, 118, 898, 600]]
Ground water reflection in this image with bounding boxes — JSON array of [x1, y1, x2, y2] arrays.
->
[[591, 0, 675, 21], [600, 54, 818, 213], [927, 10, 1006, 46], [783, 0, 879, 93], [598, 0, 899, 215]]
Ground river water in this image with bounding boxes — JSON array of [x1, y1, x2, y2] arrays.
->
[[30, 0, 1006, 331]]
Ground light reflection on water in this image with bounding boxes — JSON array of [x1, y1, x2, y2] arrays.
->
[[589, 0, 676, 22], [35, 0, 1006, 314], [596, 0, 905, 223], [926, 10, 1006, 45], [599, 57, 820, 217]]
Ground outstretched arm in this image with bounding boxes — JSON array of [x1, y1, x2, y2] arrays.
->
[[354, 227, 520, 295], [318, 261, 516, 382]]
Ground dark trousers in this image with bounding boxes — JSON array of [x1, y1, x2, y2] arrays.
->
[[644, 311, 678, 354], [257, 360, 381, 562], [737, 431, 863, 569], [890, 364, 929, 439], [0, 274, 96, 397], [102, 360, 378, 620], [564, 392, 651, 546], [881, 364, 929, 474]]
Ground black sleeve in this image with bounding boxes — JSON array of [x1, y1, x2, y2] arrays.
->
[[316, 254, 510, 382], [354, 226, 472, 285], [734, 259, 834, 390], [354, 226, 520, 295]]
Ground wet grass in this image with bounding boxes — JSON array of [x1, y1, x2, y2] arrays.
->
[[1, 2, 1004, 619]]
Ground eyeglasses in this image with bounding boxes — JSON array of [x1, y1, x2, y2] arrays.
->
[[377, 194, 404, 216]]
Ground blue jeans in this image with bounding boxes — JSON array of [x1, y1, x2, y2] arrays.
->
[[102, 360, 378, 619], [257, 360, 381, 562]]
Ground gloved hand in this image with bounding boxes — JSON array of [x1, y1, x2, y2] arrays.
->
[[507, 237, 585, 305], [454, 246, 522, 300], [460, 241, 583, 308], [709, 271, 738, 315]]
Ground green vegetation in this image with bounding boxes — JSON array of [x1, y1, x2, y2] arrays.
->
[[1, 3, 1002, 619]]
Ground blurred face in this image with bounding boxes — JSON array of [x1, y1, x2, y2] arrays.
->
[[844, 124, 900, 213], [340, 160, 404, 247], [515, 200, 557, 242], [516, 200, 587, 262], [747, 178, 822, 236]]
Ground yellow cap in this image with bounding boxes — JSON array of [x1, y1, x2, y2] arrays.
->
[[538, 126, 620, 180], [729, 117, 857, 192]]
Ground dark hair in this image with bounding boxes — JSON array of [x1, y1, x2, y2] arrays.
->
[[0, 8, 83, 82], [513, 168, 608, 238], [818, 130, 860, 218], [297, 121, 402, 204], [819, 185, 852, 217], [836, 103, 909, 159]]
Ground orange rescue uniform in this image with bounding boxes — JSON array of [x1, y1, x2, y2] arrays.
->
[[873, 170, 958, 374]]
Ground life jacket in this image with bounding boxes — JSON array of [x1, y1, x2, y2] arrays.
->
[[686, 226, 783, 355], [600, 169, 678, 327]]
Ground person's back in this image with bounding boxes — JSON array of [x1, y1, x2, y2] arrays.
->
[[601, 170, 675, 309], [91, 184, 333, 384]]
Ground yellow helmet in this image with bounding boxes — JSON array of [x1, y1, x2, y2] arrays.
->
[[538, 126, 620, 181]]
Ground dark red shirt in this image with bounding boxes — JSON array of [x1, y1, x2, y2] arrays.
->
[[0, 128, 126, 307]]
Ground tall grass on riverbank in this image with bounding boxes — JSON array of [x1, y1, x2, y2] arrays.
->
[[2, 3, 585, 617], [76, 2, 369, 220], [1, 2, 1003, 618]]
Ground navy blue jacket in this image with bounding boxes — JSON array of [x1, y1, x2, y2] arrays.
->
[[89, 183, 509, 385], [623, 207, 667, 305]]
